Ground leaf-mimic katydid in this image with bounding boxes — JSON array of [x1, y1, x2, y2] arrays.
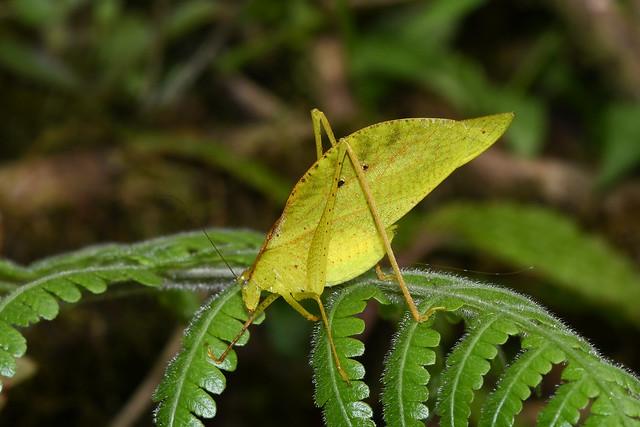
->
[[209, 109, 514, 381]]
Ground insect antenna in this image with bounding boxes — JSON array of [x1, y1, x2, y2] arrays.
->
[[416, 262, 534, 277], [151, 193, 239, 280], [202, 228, 238, 280]]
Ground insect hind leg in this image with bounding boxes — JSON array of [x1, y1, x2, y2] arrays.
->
[[283, 292, 350, 383], [343, 142, 437, 323]]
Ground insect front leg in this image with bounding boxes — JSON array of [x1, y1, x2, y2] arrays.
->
[[311, 108, 339, 160], [208, 293, 279, 364]]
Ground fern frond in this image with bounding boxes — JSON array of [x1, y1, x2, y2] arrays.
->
[[27, 228, 261, 275], [0, 266, 162, 385], [153, 284, 262, 426], [479, 336, 564, 427], [3, 227, 639, 425], [436, 313, 519, 426], [373, 271, 640, 427], [536, 376, 593, 426], [0, 229, 262, 391], [381, 308, 439, 426], [311, 283, 389, 427]]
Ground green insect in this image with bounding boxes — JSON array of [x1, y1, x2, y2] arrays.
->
[[209, 109, 514, 381]]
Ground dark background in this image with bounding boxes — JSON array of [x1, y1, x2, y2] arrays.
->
[[1, 0, 639, 425]]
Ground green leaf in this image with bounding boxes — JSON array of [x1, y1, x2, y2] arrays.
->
[[96, 14, 152, 89], [0, 38, 78, 89], [131, 136, 290, 205], [425, 202, 640, 326], [165, 1, 219, 40], [536, 377, 594, 426], [0, 259, 32, 283], [9, 0, 81, 28], [0, 229, 262, 391], [598, 103, 640, 186], [349, 0, 546, 156], [1, 229, 639, 425]]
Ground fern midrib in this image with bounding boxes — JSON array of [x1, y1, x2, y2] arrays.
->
[[165, 287, 238, 426], [0, 259, 33, 282], [398, 280, 633, 423], [488, 343, 549, 426], [394, 320, 419, 427], [547, 377, 586, 427], [0, 266, 147, 313], [447, 316, 497, 424], [326, 287, 360, 426]]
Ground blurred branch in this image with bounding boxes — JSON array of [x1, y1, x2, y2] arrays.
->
[[460, 149, 595, 216], [144, 16, 235, 110], [108, 327, 183, 427], [0, 150, 115, 215], [399, 150, 597, 266], [139, 0, 169, 105], [550, 0, 640, 98], [223, 74, 288, 119], [312, 36, 357, 120], [603, 180, 640, 261], [0, 129, 291, 217]]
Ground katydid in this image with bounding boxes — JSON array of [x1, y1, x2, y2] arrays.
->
[[209, 109, 514, 381]]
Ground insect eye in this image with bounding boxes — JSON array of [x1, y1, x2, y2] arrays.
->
[[237, 272, 249, 287], [337, 178, 345, 187], [362, 163, 369, 170]]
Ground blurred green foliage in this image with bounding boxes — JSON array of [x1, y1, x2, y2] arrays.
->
[[0, 0, 638, 176], [1, 0, 640, 425], [599, 103, 640, 186], [425, 202, 640, 325]]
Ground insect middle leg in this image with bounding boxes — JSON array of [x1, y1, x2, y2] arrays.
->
[[376, 264, 396, 281], [288, 292, 350, 383], [343, 142, 443, 323], [282, 292, 319, 322], [296, 140, 352, 382]]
